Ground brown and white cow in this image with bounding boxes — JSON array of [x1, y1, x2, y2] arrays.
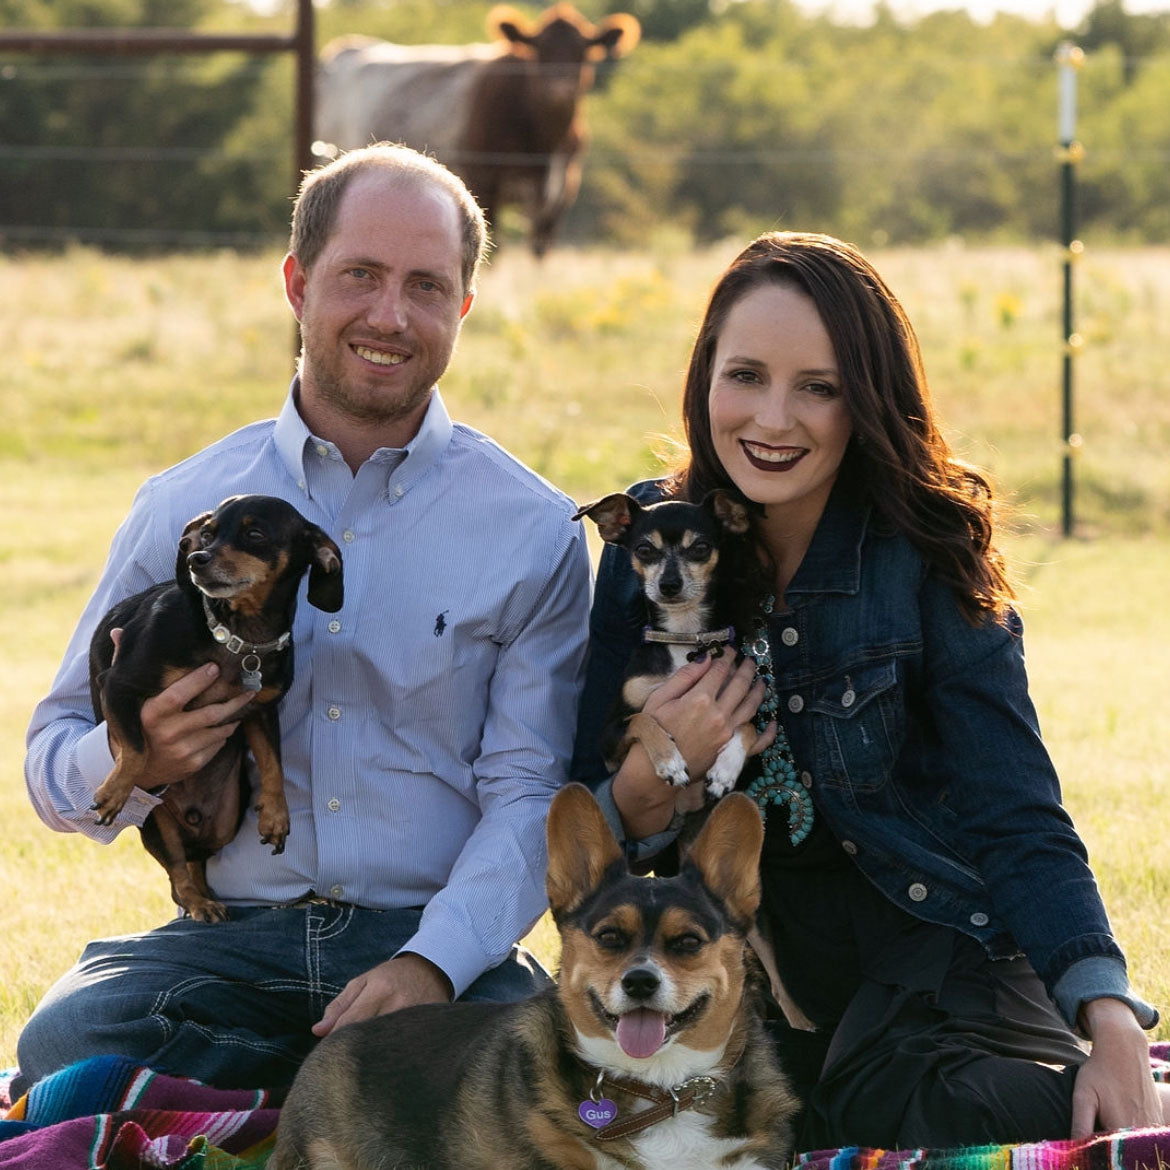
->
[[317, 4, 641, 257]]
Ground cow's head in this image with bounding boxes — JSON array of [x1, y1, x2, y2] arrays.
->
[[489, 4, 641, 101]]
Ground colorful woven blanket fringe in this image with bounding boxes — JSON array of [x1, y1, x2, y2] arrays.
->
[[1, 1044, 1167, 1168]]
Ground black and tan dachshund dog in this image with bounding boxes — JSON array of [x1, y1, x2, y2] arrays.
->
[[89, 495, 343, 922]]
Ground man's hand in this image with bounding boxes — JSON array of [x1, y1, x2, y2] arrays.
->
[[1070, 997, 1166, 1136], [312, 953, 454, 1038], [109, 632, 254, 788]]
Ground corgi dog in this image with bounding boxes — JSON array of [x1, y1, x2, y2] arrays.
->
[[574, 489, 753, 798], [269, 783, 797, 1170]]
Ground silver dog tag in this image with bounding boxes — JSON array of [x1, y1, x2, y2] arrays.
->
[[241, 654, 263, 692]]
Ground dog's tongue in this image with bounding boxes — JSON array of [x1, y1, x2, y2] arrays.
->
[[616, 1008, 668, 1059]]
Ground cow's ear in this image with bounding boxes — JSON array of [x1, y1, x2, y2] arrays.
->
[[593, 12, 641, 58], [487, 5, 535, 46]]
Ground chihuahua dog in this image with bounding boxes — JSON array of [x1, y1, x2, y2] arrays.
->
[[89, 494, 343, 922], [574, 490, 752, 799], [270, 783, 797, 1170]]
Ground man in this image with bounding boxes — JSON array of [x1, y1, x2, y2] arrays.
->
[[17, 144, 591, 1093]]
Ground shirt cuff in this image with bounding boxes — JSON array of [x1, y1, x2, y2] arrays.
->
[[399, 928, 492, 1001], [1053, 955, 1160, 1032], [593, 777, 680, 866], [74, 722, 165, 828]]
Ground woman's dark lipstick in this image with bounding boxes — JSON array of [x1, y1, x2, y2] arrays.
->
[[740, 439, 806, 473]]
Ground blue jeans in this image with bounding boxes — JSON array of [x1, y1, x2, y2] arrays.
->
[[13, 904, 550, 1095]]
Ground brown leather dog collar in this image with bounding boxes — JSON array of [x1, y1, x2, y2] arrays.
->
[[577, 1036, 746, 1143]]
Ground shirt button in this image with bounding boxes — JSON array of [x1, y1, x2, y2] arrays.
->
[[342, 530, 355, 543], [329, 885, 344, 900], [841, 688, 856, 708], [327, 706, 342, 721], [800, 770, 813, 789], [908, 882, 929, 902], [970, 912, 990, 927], [841, 840, 858, 855], [328, 619, 341, 634], [787, 694, 804, 714], [316, 444, 328, 457], [327, 798, 341, 812], [781, 627, 799, 647], [393, 484, 404, 498]]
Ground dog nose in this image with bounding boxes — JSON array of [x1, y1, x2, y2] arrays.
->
[[621, 966, 660, 1001], [187, 550, 213, 568]]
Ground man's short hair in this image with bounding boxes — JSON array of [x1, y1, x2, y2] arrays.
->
[[289, 143, 489, 295]]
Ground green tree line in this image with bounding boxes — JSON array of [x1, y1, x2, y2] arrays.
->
[[1, 0, 1168, 249]]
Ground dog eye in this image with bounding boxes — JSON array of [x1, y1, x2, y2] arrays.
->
[[685, 540, 712, 560], [594, 927, 626, 951], [633, 541, 660, 561], [245, 528, 267, 544], [668, 934, 703, 955], [198, 529, 215, 547]]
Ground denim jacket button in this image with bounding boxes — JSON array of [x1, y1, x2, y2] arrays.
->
[[801, 770, 813, 788], [841, 688, 856, 708], [788, 694, 805, 714], [781, 626, 799, 646], [908, 882, 928, 902], [841, 840, 858, 855], [970, 912, 990, 927]]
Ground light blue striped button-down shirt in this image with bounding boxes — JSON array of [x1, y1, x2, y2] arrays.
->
[[25, 383, 592, 995]]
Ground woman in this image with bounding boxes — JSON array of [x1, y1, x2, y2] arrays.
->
[[570, 232, 1166, 1147]]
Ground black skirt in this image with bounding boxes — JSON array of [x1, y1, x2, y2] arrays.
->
[[757, 810, 1087, 1149]]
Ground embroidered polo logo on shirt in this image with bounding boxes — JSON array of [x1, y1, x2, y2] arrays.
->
[[434, 611, 449, 637]]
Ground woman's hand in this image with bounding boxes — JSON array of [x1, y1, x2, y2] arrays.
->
[[611, 653, 776, 839], [1070, 997, 1166, 1136]]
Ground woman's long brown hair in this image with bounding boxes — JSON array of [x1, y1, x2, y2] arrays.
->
[[669, 231, 1013, 625]]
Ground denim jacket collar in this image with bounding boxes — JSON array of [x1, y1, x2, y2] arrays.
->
[[785, 472, 872, 601]]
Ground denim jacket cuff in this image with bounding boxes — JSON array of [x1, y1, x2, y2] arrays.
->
[[593, 778, 680, 865], [1053, 955, 1160, 1033]]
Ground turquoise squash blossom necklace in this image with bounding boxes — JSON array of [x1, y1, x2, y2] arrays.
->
[[740, 595, 815, 846]]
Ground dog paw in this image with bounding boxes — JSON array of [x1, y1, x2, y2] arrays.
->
[[256, 800, 290, 856], [655, 750, 691, 788], [186, 898, 229, 924], [706, 737, 747, 798], [90, 791, 127, 827]]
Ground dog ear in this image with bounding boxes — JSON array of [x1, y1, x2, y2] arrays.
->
[[304, 526, 344, 613], [703, 490, 751, 536], [571, 493, 640, 545], [684, 793, 763, 928], [175, 512, 213, 584], [545, 783, 624, 918]]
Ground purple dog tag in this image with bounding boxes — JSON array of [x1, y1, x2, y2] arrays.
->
[[578, 1098, 619, 1128]]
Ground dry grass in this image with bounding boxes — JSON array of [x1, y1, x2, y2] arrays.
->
[[1, 240, 1168, 1067]]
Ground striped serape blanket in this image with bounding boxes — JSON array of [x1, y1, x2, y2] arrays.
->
[[1, 1044, 1168, 1168], [0, 1056, 276, 1168]]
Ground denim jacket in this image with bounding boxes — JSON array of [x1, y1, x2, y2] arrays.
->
[[570, 475, 1157, 1031]]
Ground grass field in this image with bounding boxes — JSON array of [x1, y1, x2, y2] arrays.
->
[[1, 240, 1168, 1068]]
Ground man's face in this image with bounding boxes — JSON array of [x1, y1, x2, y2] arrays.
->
[[283, 171, 473, 446]]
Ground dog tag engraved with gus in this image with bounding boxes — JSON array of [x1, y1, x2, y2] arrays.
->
[[578, 1098, 618, 1129]]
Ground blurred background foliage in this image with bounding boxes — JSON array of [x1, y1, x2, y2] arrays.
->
[[1, 0, 1169, 250]]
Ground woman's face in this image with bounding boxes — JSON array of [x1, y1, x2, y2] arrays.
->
[[708, 281, 853, 527]]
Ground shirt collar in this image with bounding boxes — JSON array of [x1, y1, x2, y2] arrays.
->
[[274, 376, 454, 503], [785, 470, 872, 598]]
